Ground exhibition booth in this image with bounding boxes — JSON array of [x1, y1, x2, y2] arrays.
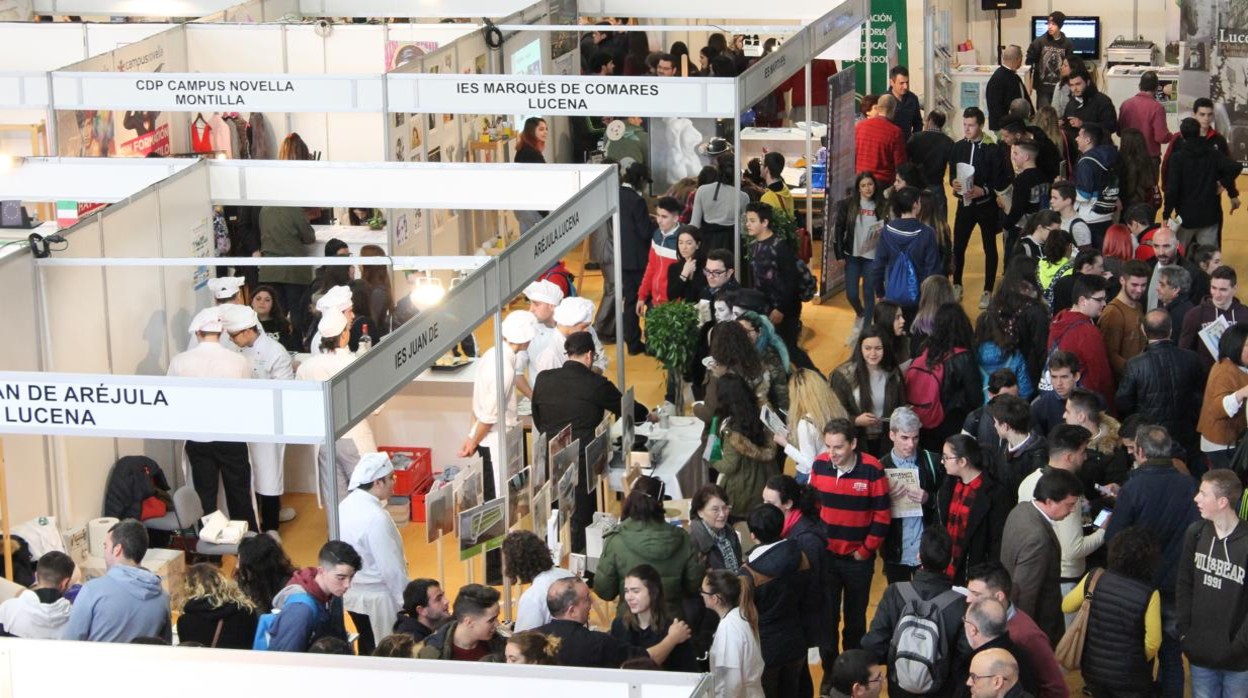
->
[[0, 157, 620, 547]]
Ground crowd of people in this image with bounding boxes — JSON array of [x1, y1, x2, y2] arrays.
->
[[11, 11, 1248, 698]]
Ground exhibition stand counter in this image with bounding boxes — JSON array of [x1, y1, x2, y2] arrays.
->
[[0, 636, 711, 698]]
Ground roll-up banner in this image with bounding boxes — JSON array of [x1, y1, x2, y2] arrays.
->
[[0, 371, 326, 444]]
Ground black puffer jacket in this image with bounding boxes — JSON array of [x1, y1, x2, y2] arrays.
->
[[1115, 340, 1205, 444], [103, 455, 170, 521], [1080, 570, 1156, 693]]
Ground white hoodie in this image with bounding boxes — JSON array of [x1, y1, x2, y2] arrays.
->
[[0, 589, 72, 639]]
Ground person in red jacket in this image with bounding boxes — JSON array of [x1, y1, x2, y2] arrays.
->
[[1047, 274, 1114, 411], [635, 196, 684, 319], [808, 417, 890, 688], [855, 94, 908, 187]]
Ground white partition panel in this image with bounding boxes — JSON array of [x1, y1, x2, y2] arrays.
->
[[0, 252, 53, 523], [0, 157, 196, 202], [577, 0, 834, 20], [30, 0, 237, 15], [298, 0, 533, 17], [186, 25, 286, 72], [0, 638, 710, 698], [206, 160, 586, 211]]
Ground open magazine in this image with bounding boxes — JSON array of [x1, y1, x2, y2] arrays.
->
[[760, 405, 788, 437]]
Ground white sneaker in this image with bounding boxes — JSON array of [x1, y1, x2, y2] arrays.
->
[[265, 529, 283, 545], [979, 291, 991, 310], [846, 317, 864, 346], [953, 284, 964, 301], [279, 507, 297, 523]]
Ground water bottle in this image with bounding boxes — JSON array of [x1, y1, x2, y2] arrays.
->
[[357, 323, 372, 355]]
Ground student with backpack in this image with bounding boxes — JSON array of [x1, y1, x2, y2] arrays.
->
[[905, 303, 984, 454], [860, 527, 969, 698], [872, 186, 943, 323], [254, 540, 360, 652]]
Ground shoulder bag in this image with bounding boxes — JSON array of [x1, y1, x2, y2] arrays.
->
[[1054, 567, 1104, 671]]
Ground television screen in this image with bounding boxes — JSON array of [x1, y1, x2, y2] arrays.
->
[[1031, 16, 1100, 59]]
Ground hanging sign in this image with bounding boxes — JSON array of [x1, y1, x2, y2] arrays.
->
[[505, 170, 615, 286], [387, 73, 736, 118], [0, 372, 326, 444], [738, 30, 811, 111], [51, 72, 386, 112]]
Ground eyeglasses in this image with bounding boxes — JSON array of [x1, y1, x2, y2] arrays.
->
[[967, 674, 999, 683], [940, 454, 962, 462], [699, 589, 715, 596], [703, 268, 729, 277], [865, 675, 884, 685], [1088, 295, 1108, 304]]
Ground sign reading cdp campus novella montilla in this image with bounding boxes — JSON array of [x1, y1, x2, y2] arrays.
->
[[387, 73, 736, 118], [51, 72, 386, 112]]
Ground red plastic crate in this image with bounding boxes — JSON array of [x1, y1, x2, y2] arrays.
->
[[379, 446, 432, 497], [410, 480, 434, 522]]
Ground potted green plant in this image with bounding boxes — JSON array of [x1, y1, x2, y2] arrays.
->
[[367, 208, 387, 231], [643, 300, 700, 415]]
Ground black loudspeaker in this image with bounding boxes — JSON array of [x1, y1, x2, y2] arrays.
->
[[982, 0, 1021, 9]]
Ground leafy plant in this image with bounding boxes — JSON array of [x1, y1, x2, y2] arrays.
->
[[644, 301, 700, 412], [367, 208, 387, 230]]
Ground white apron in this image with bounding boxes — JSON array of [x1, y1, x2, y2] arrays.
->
[[249, 443, 286, 496], [344, 582, 399, 643]]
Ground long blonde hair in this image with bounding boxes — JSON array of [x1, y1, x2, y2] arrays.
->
[[178, 563, 256, 612], [1034, 106, 1068, 164], [786, 368, 846, 432]]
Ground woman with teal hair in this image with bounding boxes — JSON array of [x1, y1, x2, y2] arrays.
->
[[736, 310, 790, 413]]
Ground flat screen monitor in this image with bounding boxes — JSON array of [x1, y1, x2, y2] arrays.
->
[[1031, 16, 1101, 59]]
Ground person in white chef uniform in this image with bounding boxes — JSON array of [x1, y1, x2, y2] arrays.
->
[[338, 452, 408, 657], [296, 308, 377, 506], [309, 285, 354, 355], [190, 276, 247, 350], [531, 296, 608, 378], [168, 307, 257, 531], [523, 279, 564, 382], [458, 309, 537, 584], [221, 304, 297, 537]]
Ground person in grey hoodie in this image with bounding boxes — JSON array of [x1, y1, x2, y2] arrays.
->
[[63, 520, 171, 643], [0, 551, 75, 639], [1178, 470, 1248, 696]]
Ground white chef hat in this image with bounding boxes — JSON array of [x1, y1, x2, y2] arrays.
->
[[316, 285, 354, 313], [523, 279, 564, 306], [553, 297, 596, 327], [220, 303, 260, 333], [501, 310, 538, 344], [188, 307, 224, 335], [348, 452, 395, 490], [207, 276, 245, 300], [318, 308, 349, 337]]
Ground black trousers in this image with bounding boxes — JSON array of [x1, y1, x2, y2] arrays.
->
[[622, 269, 644, 351], [761, 658, 804, 698], [184, 440, 257, 531], [477, 446, 503, 585], [953, 202, 1001, 292], [257, 494, 282, 533], [347, 611, 376, 656], [571, 463, 598, 555], [819, 555, 875, 694]]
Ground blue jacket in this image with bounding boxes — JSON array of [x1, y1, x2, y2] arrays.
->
[[1074, 144, 1120, 219], [265, 575, 345, 652], [978, 342, 1034, 400], [1105, 460, 1199, 594], [871, 218, 942, 306]]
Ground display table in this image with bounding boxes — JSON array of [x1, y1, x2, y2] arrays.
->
[[607, 416, 705, 499]]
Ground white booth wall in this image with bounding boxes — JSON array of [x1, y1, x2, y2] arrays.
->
[[30, 163, 209, 526], [0, 22, 175, 155]]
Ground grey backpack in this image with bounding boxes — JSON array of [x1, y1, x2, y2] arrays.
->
[[888, 584, 963, 693]]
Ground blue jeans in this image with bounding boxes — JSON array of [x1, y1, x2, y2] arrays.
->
[[1191, 664, 1248, 698], [844, 255, 875, 318], [1159, 594, 1184, 697]]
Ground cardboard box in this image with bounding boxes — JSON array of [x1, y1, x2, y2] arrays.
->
[[80, 548, 186, 597]]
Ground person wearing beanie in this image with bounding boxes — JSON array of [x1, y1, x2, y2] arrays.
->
[[221, 303, 297, 534], [296, 308, 378, 506], [168, 307, 258, 531], [1025, 11, 1076, 109]]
